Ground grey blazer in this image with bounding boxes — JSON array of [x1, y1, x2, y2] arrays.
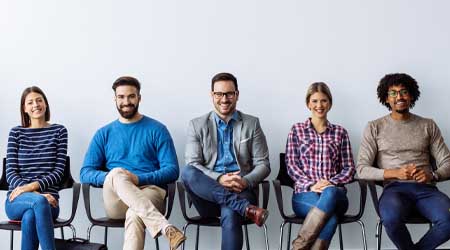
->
[[185, 111, 270, 188]]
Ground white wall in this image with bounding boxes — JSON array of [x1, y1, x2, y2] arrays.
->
[[1, 1, 450, 249]]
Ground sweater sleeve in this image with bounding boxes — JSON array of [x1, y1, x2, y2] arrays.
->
[[429, 120, 450, 181], [137, 127, 179, 186], [356, 122, 384, 180], [36, 126, 67, 192], [5, 128, 27, 188], [80, 130, 108, 186]]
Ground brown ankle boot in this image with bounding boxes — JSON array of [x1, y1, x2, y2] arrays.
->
[[311, 239, 329, 250], [165, 225, 186, 250], [291, 207, 329, 250], [245, 204, 269, 227]]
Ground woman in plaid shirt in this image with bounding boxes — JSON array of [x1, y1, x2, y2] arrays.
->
[[286, 82, 356, 250]]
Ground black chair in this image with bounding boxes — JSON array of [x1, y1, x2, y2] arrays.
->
[[177, 180, 270, 250], [273, 153, 367, 250], [0, 156, 81, 250], [368, 177, 450, 250], [82, 181, 176, 250]]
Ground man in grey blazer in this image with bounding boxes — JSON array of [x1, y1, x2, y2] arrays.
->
[[181, 72, 270, 250]]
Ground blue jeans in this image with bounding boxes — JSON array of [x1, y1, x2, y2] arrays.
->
[[181, 165, 256, 250], [292, 186, 348, 241], [5, 192, 59, 250], [379, 182, 450, 250]]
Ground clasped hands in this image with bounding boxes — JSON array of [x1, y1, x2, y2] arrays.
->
[[9, 182, 58, 208], [394, 163, 432, 183], [218, 171, 248, 193], [310, 179, 334, 193]]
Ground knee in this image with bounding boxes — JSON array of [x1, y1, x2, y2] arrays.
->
[[32, 195, 50, 208], [108, 167, 126, 178], [221, 207, 241, 229], [181, 165, 197, 184], [434, 212, 450, 231]]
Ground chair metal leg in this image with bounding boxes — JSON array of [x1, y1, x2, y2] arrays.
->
[[104, 226, 108, 245], [263, 224, 269, 250], [279, 221, 286, 250], [195, 225, 200, 250], [338, 224, 344, 250], [286, 223, 292, 250], [182, 223, 190, 250], [60, 227, 65, 239], [357, 220, 368, 250], [10, 230, 13, 250], [69, 224, 77, 238], [155, 236, 160, 250], [376, 221, 382, 250], [244, 224, 250, 250], [87, 224, 94, 241]]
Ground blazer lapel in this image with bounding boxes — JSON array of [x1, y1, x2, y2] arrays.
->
[[208, 112, 218, 164], [233, 113, 243, 158]]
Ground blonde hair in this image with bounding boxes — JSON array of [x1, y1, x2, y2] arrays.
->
[[305, 82, 333, 107]]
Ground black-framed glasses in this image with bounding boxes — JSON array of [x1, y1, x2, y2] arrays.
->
[[388, 89, 409, 97], [213, 91, 237, 99]]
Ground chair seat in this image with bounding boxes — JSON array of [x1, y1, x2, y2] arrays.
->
[[0, 221, 21, 230], [185, 215, 258, 226], [88, 217, 125, 228]]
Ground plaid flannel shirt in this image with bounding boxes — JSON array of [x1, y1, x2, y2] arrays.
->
[[285, 119, 355, 193]]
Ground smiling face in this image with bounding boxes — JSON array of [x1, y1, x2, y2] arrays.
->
[[307, 91, 331, 119], [211, 80, 239, 120], [23, 92, 47, 122], [386, 84, 411, 114], [114, 85, 141, 120]]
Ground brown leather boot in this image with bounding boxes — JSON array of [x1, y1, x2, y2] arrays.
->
[[311, 239, 329, 250], [165, 225, 186, 250], [291, 207, 329, 250], [245, 204, 269, 227]]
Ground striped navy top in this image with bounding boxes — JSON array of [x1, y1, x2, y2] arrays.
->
[[6, 124, 68, 199]]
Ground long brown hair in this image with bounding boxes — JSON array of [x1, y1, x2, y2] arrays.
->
[[20, 86, 51, 127]]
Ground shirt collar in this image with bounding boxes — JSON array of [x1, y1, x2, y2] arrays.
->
[[305, 118, 332, 131], [214, 111, 238, 126]]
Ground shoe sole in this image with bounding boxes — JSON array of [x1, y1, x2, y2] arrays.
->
[[171, 235, 187, 250]]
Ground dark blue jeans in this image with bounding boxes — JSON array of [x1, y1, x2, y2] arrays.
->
[[292, 186, 348, 241], [181, 165, 256, 250], [379, 182, 450, 250], [5, 192, 59, 250]]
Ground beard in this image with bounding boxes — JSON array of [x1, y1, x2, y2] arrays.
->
[[117, 103, 139, 119], [395, 108, 409, 114]]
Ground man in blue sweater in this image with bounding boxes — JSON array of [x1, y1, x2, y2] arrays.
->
[[80, 76, 185, 250]]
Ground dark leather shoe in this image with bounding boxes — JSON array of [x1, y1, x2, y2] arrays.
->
[[245, 205, 268, 227]]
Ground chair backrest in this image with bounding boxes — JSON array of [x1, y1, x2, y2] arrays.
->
[[277, 153, 294, 188], [0, 158, 8, 190], [0, 156, 73, 191]]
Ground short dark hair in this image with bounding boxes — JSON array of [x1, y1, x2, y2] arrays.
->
[[112, 76, 141, 93], [211, 72, 238, 91], [377, 73, 420, 110], [20, 86, 51, 127]]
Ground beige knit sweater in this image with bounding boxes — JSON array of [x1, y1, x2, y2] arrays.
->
[[357, 113, 450, 183]]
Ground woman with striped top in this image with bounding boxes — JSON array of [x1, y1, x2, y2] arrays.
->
[[286, 82, 355, 250], [5, 86, 68, 250]]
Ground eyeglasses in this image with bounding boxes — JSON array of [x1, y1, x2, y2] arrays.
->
[[213, 91, 237, 99], [388, 89, 409, 97]]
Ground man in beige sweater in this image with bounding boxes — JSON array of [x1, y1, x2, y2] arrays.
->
[[357, 73, 450, 250]]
